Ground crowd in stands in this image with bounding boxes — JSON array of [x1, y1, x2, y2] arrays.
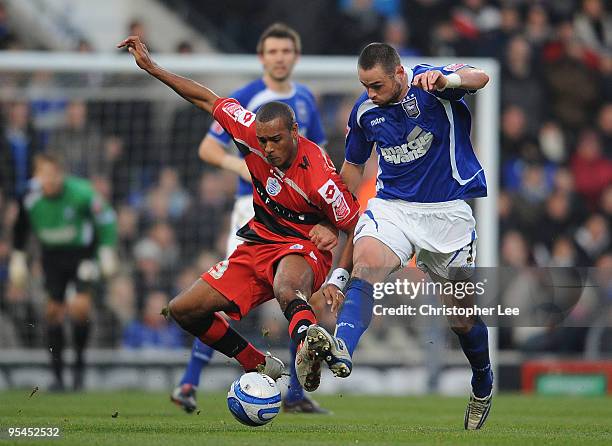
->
[[0, 0, 610, 355]]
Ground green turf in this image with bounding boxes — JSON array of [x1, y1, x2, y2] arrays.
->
[[0, 390, 611, 445]]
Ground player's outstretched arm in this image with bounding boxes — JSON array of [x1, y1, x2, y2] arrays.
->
[[412, 67, 489, 92], [118, 36, 219, 114]]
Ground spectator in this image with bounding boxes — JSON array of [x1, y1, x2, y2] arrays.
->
[[430, 20, 464, 57], [0, 2, 18, 50], [478, 5, 521, 58], [451, 0, 501, 53], [573, 0, 612, 57], [331, 0, 386, 54], [575, 214, 610, 263], [548, 237, 578, 267], [501, 36, 544, 134], [157, 168, 191, 220], [501, 230, 531, 267], [512, 164, 551, 238], [147, 222, 180, 271], [542, 21, 601, 132], [122, 290, 185, 349], [0, 101, 42, 198], [116, 205, 140, 258], [178, 171, 233, 258], [176, 41, 193, 54], [533, 191, 575, 255], [127, 19, 154, 51], [47, 100, 105, 178], [570, 130, 612, 208], [132, 239, 171, 311], [600, 185, 612, 219], [524, 4, 552, 50], [538, 121, 567, 163], [596, 103, 612, 155], [383, 18, 421, 57], [107, 275, 136, 327]]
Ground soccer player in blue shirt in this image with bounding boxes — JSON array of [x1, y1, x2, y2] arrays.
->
[[297, 43, 493, 429], [170, 23, 329, 415]]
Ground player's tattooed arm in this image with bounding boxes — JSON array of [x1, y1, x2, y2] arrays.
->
[[412, 67, 489, 92], [118, 36, 219, 114]]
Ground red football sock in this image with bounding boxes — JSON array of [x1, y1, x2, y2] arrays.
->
[[198, 312, 265, 371], [284, 298, 317, 344], [235, 344, 266, 372]]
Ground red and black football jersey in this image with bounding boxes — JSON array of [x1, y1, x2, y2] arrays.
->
[[212, 97, 360, 245]]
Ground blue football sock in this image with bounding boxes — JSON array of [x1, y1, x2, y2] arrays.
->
[[179, 338, 214, 387], [284, 340, 304, 403], [335, 278, 375, 356], [457, 317, 493, 398]]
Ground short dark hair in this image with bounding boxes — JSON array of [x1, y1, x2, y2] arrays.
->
[[256, 23, 302, 54], [358, 42, 401, 75], [256, 102, 296, 131], [34, 152, 65, 170]]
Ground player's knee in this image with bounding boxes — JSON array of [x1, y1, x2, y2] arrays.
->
[[167, 297, 184, 323], [69, 294, 91, 321], [449, 316, 475, 335], [168, 293, 213, 335], [352, 260, 378, 282], [46, 301, 64, 324], [274, 284, 309, 310]]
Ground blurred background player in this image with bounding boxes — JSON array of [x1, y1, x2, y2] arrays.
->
[[171, 23, 330, 414], [9, 152, 118, 391]]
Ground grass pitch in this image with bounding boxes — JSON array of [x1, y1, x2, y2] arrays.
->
[[0, 390, 611, 445]]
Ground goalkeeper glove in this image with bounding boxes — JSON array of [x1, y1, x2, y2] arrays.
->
[[9, 250, 28, 288]]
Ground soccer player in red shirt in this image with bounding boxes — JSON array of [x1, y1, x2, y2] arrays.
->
[[119, 36, 359, 389]]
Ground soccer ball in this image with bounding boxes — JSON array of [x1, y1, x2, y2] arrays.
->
[[227, 372, 281, 426]]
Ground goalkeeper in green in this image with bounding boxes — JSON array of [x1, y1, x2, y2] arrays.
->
[[9, 152, 119, 391]]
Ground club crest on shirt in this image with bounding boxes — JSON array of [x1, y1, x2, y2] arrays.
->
[[266, 177, 282, 196], [402, 96, 420, 118]]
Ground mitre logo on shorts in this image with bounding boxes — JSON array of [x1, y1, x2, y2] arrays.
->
[[289, 244, 304, 250], [221, 102, 255, 127], [266, 177, 282, 196], [380, 125, 433, 165], [208, 260, 229, 279]]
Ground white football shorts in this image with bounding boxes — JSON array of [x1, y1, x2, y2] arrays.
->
[[225, 194, 254, 257], [353, 197, 477, 280]]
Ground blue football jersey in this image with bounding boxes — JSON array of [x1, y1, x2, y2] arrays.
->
[[345, 64, 487, 203], [207, 79, 326, 196]]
